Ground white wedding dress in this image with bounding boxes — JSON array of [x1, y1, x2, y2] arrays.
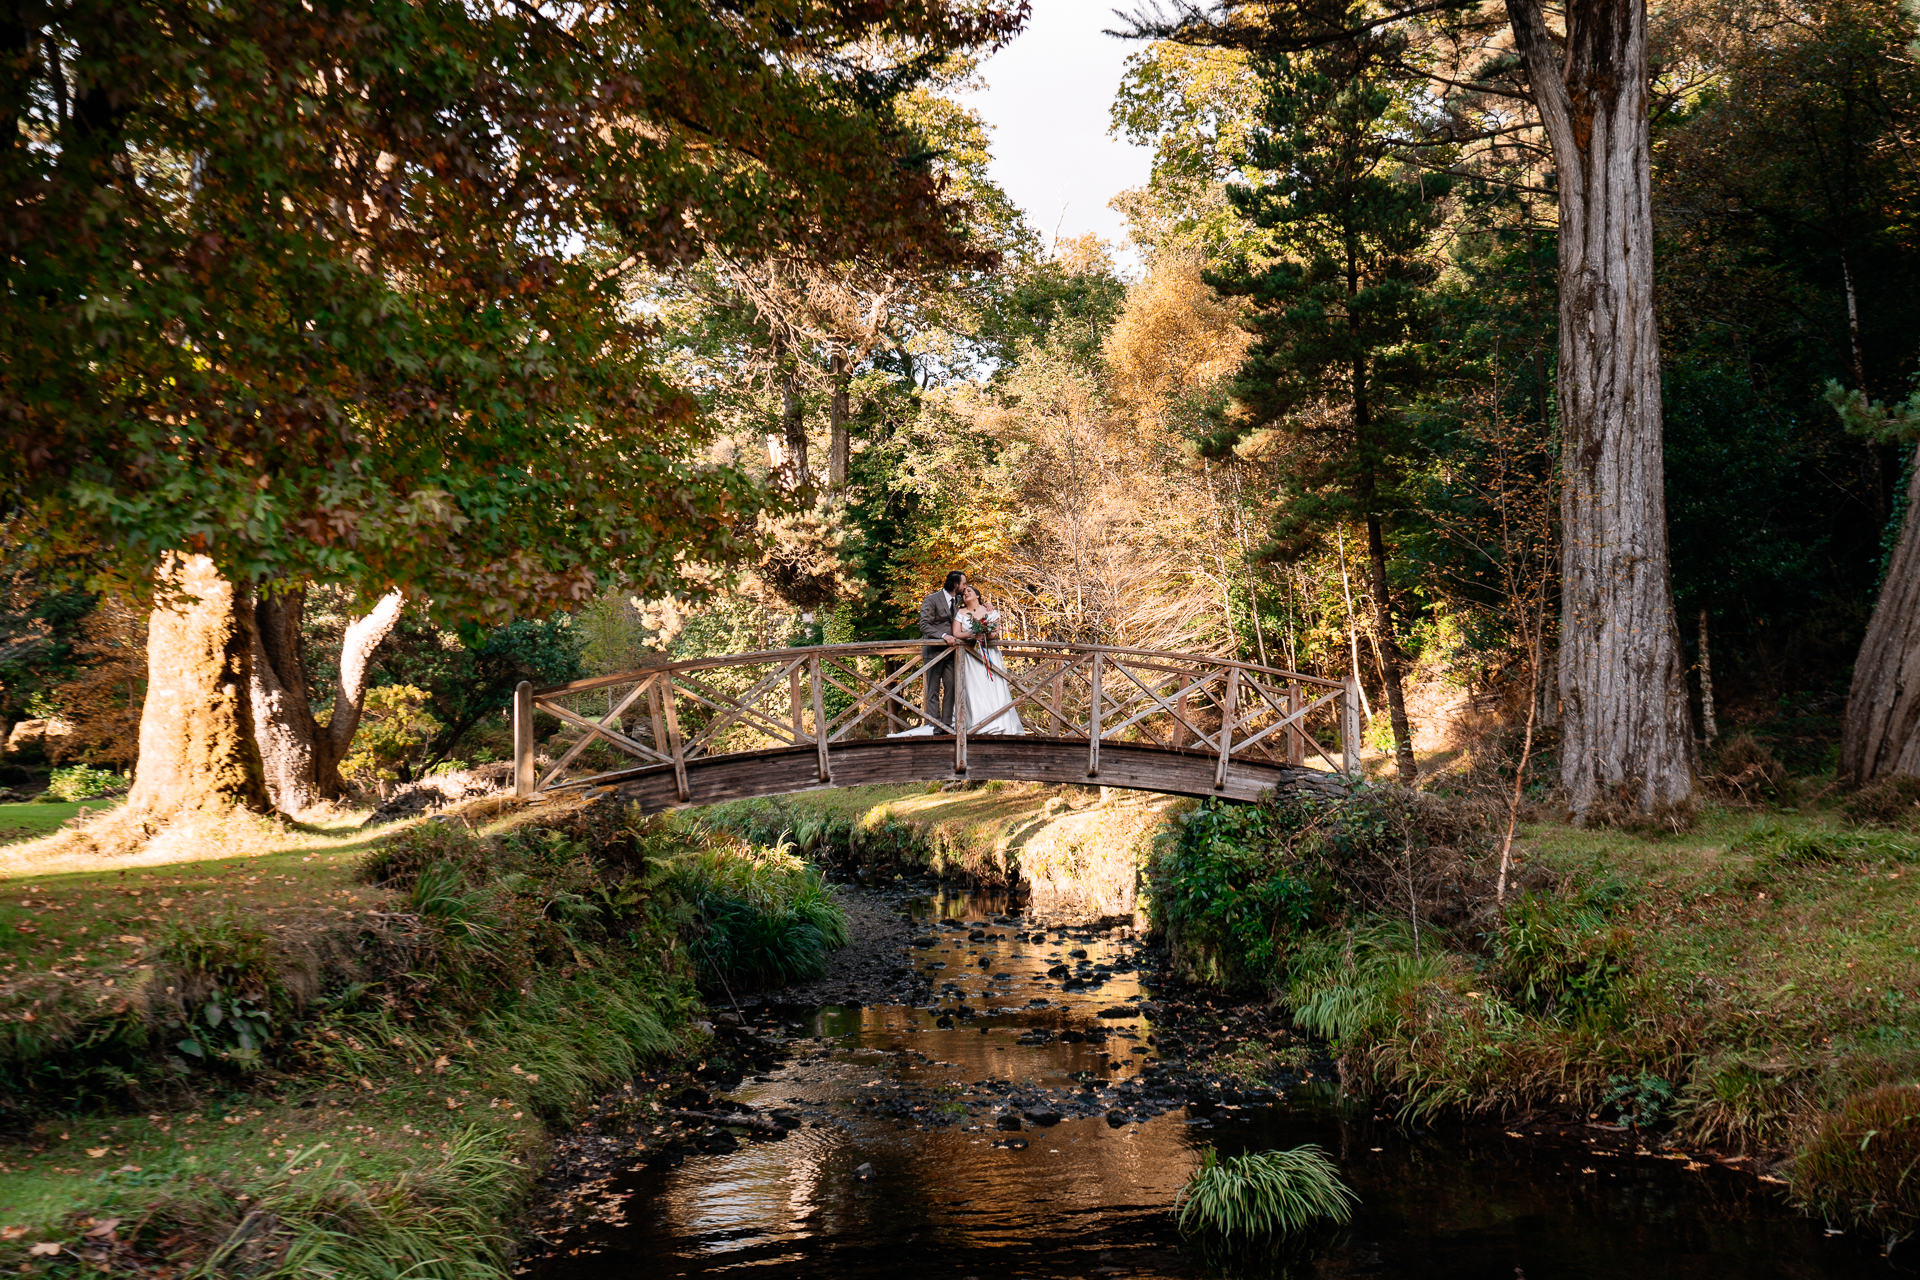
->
[[888, 609, 1024, 736], [959, 613, 1024, 735]]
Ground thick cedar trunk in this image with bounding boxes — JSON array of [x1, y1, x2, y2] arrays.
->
[[251, 587, 404, 811], [1841, 461, 1920, 782], [125, 553, 272, 818], [1365, 516, 1418, 782], [828, 354, 850, 491], [1507, 0, 1694, 820]]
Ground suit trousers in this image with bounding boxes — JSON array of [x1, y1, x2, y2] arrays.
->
[[922, 644, 955, 730]]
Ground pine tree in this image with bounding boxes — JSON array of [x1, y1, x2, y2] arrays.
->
[[1206, 38, 1451, 783]]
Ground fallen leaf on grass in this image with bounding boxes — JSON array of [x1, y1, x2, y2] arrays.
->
[[84, 1220, 120, 1238], [116, 936, 145, 946], [433, 1055, 450, 1073], [0, 1226, 24, 1240], [85, 1148, 107, 1158], [27, 1243, 60, 1257]]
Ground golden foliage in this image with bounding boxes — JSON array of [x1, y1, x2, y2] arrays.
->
[[1103, 252, 1248, 422]]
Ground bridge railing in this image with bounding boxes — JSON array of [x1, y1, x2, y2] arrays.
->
[[511, 639, 1361, 800]]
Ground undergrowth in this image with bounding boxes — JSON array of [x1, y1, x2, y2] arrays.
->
[[0, 798, 843, 1276], [1145, 785, 1920, 1241]]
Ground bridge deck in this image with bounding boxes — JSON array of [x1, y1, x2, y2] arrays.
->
[[577, 735, 1351, 811]]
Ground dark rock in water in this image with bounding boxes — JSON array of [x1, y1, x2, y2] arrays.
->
[[1105, 1110, 1133, 1128], [968, 930, 987, 941], [1069, 948, 1089, 959], [855, 1162, 875, 1179], [675, 1088, 712, 1108], [911, 936, 938, 948], [995, 1136, 1030, 1149], [1059, 1030, 1086, 1043], [952, 1005, 977, 1019], [977, 957, 991, 967], [1047, 964, 1071, 978], [996, 1114, 1024, 1130], [696, 1132, 740, 1154], [1096, 1006, 1141, 1019], [1023, 1109, 1062, 1126], [935, 1014, 955, 1028]]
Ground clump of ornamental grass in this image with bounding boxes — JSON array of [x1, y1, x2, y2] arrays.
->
[[1174, 1146, 1357, 1241], [665, 837, 848, 990]]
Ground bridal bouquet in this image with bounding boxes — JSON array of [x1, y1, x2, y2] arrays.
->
[[964, 610, 1000, 639]]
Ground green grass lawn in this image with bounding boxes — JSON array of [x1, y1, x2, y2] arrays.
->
[[0, 801, 123, 846]]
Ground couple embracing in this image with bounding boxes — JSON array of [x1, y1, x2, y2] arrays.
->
[[897, 570, 1024, 737]]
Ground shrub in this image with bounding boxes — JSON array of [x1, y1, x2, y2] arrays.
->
[[45, 764, 123, 800], [342, 685, 444, 785], [1844, 775, 1920, 828], [1174, 1145, 1357, 1239], [1793, 1083, 1920, 1231], [1149, 800, 1324, 988]]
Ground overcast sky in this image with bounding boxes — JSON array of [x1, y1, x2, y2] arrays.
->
[[956, 0, 1156, 265]]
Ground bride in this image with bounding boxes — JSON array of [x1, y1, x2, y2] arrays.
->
[[954, 585, 1024, 734], [892, 585, 1024, 736]]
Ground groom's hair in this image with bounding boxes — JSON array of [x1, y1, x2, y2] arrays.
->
[[942, 571, 965, 593]]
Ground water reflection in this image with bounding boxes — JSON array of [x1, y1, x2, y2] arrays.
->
[[527, 887, 1893, 1279]]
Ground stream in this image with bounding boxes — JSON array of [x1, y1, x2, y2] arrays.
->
[[523, 885, 1893, 1279]]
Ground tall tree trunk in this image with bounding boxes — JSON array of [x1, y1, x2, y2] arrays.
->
[[125, 553, 271, 819], [251, 588, 404, 811], [1365, 516, 1418, 782], [782, 374, 810, 490], [828, 353, 851, 491], [1507, 0, 1694, 820], [1840, 461, 1920, 783]]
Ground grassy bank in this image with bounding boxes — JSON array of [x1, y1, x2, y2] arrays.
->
[[704, 780, 1186, 916], [1147, 782, 1920, 1241], [0, 802, 123, 847], [0, 799, 843, 1276]]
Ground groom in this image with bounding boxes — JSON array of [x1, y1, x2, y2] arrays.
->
[[918, 570, 966, 731]]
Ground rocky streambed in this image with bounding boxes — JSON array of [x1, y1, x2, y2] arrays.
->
[[520, 880, 1885, 1279]]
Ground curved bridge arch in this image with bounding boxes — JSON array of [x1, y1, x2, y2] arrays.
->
[[511, 641, 1361, 809]]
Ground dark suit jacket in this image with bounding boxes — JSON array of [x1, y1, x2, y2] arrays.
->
[[919, 588, 957, 658]]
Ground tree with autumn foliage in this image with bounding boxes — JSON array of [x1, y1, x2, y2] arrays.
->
[[2, 0, 1026, 825]]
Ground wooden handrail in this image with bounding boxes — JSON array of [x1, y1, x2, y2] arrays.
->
[[530, 638, 1345, 699], [518, 638, 1363, 801]]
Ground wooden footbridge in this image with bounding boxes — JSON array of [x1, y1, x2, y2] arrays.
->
[[511, 640, 1361, 808]]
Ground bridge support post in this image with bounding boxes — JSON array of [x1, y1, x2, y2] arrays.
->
[[953, 650, 968, 775], [513, 680, 534, 798], [810, 655, 831, 782], [660, 677, 690, 802], [1343, 677, 1362, 777], [1213, 666, 1239, 791], [1086, 653, 1102, 779], [1288, 681, 1304, 767]]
